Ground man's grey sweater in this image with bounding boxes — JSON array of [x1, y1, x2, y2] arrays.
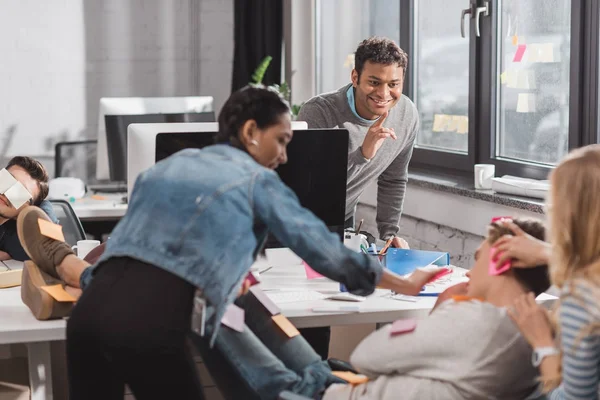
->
[[297, 84, 419, 239]]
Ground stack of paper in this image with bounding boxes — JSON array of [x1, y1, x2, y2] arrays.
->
[[491, 175, 549, 199]]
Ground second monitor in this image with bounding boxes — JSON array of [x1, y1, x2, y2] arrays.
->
[[154, 129, 349, 243], [105, 112, 216, 182]]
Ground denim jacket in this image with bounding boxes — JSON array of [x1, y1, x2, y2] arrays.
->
[[96, 145, 383, 344]]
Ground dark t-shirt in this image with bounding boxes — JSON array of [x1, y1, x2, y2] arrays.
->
[[0, 200, 59, 261]]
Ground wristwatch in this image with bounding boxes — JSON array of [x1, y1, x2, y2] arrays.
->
[[532, 347, 560, 367]]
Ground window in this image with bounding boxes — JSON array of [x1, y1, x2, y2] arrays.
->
[[495, 0, 571, 165], [315, 0, 400, 94]]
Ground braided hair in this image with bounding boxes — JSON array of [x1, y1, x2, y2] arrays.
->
[[215, 85, 290, 150]]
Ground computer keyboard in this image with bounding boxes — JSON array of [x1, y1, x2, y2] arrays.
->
[[265, 290, 328, 304]]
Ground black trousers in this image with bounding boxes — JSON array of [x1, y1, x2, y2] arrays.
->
[[66, 257, 204, 400]]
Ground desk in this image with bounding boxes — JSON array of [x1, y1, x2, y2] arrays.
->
[[70, 193, 128, 239], [0, 248, 556, 400], [0, 287, 65, 400]]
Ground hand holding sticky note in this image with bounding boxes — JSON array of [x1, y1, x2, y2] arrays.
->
[[489, 247, 511, 276]]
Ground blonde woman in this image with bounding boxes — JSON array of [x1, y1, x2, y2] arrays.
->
[[500, 144, 600, 398]]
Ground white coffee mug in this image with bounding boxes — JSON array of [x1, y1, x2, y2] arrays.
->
[[474, 164, 495, 190], [344, 233, 369, 252], [72, 240, 101, 259]]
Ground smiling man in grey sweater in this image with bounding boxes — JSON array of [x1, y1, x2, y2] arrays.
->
[[298, 37, 418, 248]]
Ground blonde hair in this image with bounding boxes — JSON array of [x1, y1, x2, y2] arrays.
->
[[550, 144, 600, 287]]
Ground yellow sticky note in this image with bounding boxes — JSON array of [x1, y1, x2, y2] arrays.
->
[[506, 70, 519, 88], [512, 35, 518, 46], [432, 114, 445, 132], [457, 116, 468, 134], [38, 219, 65, 242], [539, 43, 554, 63], [516, 93, 536, 113], [40, 284, 77, 302], [500, 71, 508, 84], [332, 371, 369, 385], [272, 314, 299, 338], [446, 115, 461, 132]]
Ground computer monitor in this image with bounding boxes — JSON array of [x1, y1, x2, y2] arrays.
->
[[105, 112, 216, 182], [96, 96, 214, 181], [126, 121, 309, 200], [153, 128, 349, 244]]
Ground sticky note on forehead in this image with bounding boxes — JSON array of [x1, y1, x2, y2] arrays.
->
[[4, 182, 32, 209], [38, 218, 65, 242]]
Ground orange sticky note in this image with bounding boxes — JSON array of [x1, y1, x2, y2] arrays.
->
[[272, 314, 299, 338], [38, 218, 65, 242], [452, 295, 483, 303], [332, 371, 369, 385], [512, 35, 518, 46], [91, 195, 106, 200], [40, 284, 77, 302]]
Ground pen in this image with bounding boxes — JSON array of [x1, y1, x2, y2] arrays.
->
[[380, 236, 394, 255], [370, 243, 378, 254], [417, 293, 439, 297], [360, 244, 368, 254], [356, 218, 364, 234]]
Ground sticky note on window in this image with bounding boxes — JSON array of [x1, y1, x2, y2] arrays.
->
[[457, 116, 468, 134], [516, 93, 536, 113], [390, 318, 417, 336], [516, 70, 536, 89], [500, 71, 508, 84], [513, 44, 527, 62], [272, 314, 300, 338], [221, 304, 245, 333], [332, 371, 369, 385], [249, 286, 281, 315], [40, 284, 77, 302], [539, 43, 554, 63], [38, 219, 65, 242], [432, 114, 448, 132], [512, 35, 518, 46], [303, 261, 324, 279], [506, 70, 519, 88]]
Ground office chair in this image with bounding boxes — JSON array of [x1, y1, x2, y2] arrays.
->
[[54, 140, 97, 180], [49, 199, 86, 246]]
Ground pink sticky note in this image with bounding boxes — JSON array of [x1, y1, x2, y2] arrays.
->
[[489, 247, 511, 276], [303, 261, 325, 279], [427, 267, 451, 284], [390, 318, 417, 336], [245, 272, 260, 287], [513, 44, 527, 62], [249, 286, 281, 315], [221, 304, 245, 333]]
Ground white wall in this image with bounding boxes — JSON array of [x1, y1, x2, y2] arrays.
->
[[0, 0, 233, 171]]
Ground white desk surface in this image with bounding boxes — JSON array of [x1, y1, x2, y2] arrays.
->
[[70, 193, 128, 220]]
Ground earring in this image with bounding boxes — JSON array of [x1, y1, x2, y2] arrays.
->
[[250, 139, 259, 147]]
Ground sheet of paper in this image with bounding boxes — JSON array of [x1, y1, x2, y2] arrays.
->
[[516, 93, 536, 113], [221, 304, 245, 333], [40, 284, 77, 302], [513, 44, 527, 62], [331, 371, 369, 385], [303, 261, 324, 280], [249, 286, 281, 315], [271, 314, 300, 338], [390, 318, 417, 336], [38, 218, 65, 242]]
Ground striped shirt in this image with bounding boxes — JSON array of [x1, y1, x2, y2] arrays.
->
[[549, 279, 600, 399]]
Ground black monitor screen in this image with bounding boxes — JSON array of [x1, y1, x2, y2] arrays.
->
[[155, 129, 349, 245], [105, 112, 216, 182]]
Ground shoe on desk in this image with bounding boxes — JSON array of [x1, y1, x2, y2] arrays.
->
[[17, 206, 74, 280], [21, 261, 73, 320]]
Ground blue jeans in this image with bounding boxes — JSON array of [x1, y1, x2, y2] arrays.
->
[[190, 291, 343, 400]]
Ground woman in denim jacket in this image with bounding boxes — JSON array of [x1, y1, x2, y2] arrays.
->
[[17, 86, 443, 400]]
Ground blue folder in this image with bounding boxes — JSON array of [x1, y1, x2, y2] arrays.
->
[[385, 248, 450, 276]]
